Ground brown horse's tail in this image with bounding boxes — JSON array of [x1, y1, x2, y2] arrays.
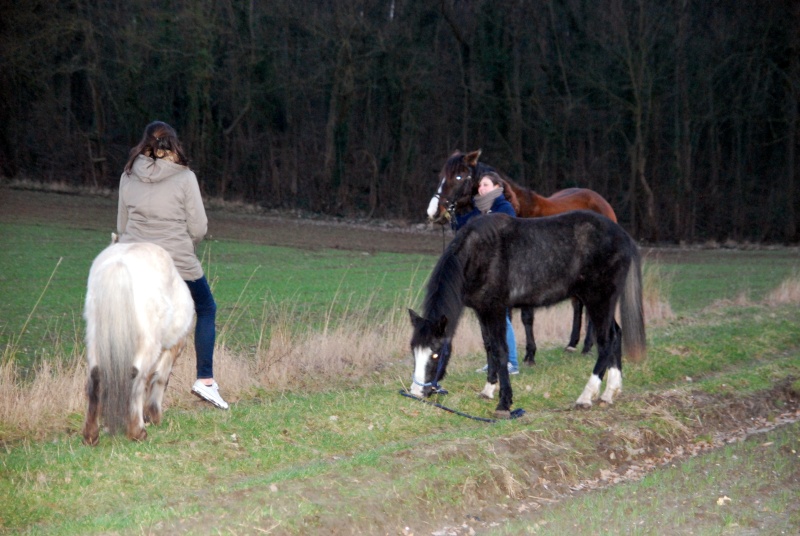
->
[[620, 249, 646, 363]]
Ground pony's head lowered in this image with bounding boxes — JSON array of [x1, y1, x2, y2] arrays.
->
[[408, 310, 453, 397], [426, 149, 483, 223]]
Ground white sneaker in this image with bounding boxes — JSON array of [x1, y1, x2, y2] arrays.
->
[[476, 364, 519, 374], [192, 380, 229, 410]]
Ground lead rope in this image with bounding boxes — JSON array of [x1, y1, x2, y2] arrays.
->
[[398, 390, 526, 423], [401, 343, 526, 422]]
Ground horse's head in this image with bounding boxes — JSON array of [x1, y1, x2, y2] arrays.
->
[[426, 149, 482, 224], [408, 309, 452, 397]]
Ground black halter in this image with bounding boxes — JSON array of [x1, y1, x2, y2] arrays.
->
[[411, 340, 451, 391], [440, 165, 476, 228]]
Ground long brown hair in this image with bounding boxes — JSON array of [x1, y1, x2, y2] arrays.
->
[[124, 121, 189, 174]]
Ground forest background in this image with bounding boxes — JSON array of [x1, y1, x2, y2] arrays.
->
[[1, 0, 798, 243]]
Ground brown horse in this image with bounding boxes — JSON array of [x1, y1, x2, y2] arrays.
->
[[426, 149, 619, 364]]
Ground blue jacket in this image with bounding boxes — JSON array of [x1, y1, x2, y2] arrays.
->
[[454, 193, 516, 231]]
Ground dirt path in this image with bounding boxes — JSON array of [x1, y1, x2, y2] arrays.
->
[[0, 186, 448, 255]]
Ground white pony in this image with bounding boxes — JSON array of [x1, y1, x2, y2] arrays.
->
[[82, 240, 194, 445]]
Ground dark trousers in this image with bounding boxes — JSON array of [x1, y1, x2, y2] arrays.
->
[[185, 275, 216, 379]]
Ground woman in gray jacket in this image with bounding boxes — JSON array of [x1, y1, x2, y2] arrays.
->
[[117, 121, 228, 410]]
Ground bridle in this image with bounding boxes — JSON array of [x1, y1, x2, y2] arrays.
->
[[436, 165, 476, 226], [410, 340, 451, 391], [402, 340, 525, 423]]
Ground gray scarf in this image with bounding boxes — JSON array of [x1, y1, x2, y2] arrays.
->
[[474, 187, 503, 213]]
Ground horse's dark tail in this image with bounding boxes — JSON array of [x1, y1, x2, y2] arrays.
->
[[91, 262, 138, 435], [620, 249, 646, 363]]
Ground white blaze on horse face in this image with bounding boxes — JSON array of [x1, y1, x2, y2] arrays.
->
[[426, 178, 446, 219], [410, 345, 433, 397], [600, 367, 622, 404], [576, 374, 602, 407]]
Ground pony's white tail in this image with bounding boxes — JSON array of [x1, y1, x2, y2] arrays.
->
[[620, 251, 647, 363], [88, 262, 139, 435]]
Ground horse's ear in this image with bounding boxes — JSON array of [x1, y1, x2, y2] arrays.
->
[[465, 149, 482, 166], [408, 309, 423, 326], [433, 315, 448, 336]]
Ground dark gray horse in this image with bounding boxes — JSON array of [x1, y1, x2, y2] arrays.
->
[[428, 150, 619, 362], [408, 211, 646, 418]]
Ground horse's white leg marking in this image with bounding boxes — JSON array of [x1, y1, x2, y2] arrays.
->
[[409, 346, 432, 397], [480, 382, 497, 399], [600, 367, 622, 404], [575, 374, 602, 407]]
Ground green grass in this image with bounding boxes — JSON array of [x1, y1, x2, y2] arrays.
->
[[644, 248, 800, 312], [1, 217, 800, 534], [0, 222, 433, 369]]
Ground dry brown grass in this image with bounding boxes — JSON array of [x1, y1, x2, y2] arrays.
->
[[642, 262, 675, 325], [0, 262, 678, 443], [764, 274, 800, 306]]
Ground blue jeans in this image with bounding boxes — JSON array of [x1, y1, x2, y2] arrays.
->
[[185, 276, 216, 379], [506, 311, 518, 368]]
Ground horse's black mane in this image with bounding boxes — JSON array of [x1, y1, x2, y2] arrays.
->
[[422, 216, 510, 336], [422, 233, 468, 337]]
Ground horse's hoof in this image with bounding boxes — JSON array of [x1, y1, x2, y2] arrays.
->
[[128, 428, 148, 442], [494, 410, 512, 420], [565, 346, 577, 353], [574, 402, 592, 410], [478, 393, 492, 400], [145, 405, 162, 425], [83, 433, 99, 446], [598, 399, 612, 407]]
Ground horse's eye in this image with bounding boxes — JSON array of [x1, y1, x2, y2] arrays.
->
[[431, 353, 438, 360], [455, 175, 463, 181]]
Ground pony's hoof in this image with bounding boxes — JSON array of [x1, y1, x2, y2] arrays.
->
[[565, 346, 577, 353], [494, 410, 512, 420], [145, 405, 162, 425], [478, 393, 492, 400], [128, 428, 148, 442], [574, 402, 592, 410], [598, 399, 612, 407], [82, 433, 99, 446]]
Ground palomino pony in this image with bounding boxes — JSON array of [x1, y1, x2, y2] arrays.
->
[[427, 149, 618, 362], [82, 241, 194, 445], [409, 211, 645, 418]]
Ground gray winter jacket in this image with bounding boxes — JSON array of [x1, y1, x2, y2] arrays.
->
[[117, 155, 208, 280]]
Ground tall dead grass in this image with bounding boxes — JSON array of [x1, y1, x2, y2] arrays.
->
[[764, 273, 800, 306], [0, 260, 697, 443]]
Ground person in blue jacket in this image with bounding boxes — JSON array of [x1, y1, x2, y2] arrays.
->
[[453, 171, 520, 375]]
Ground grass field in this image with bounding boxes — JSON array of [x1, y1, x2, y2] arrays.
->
[[1, 195, 799, 535]]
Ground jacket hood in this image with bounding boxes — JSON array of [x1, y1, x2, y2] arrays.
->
[[130, 155, 187, 183]]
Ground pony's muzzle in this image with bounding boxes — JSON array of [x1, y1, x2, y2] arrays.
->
[[409, 382, 434, 398]]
